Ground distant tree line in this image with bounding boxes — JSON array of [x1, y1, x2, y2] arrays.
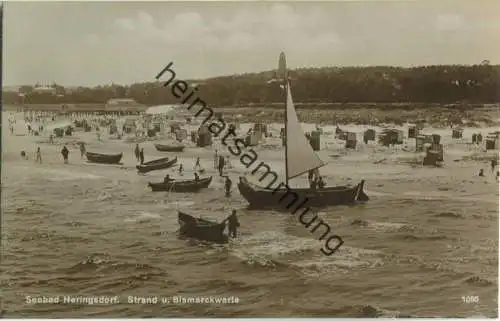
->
[[3, 64, 499, 106]]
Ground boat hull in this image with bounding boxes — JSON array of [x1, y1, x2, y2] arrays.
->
[[154, 144, 185, 152], [237, 177, 369, 209], [148, 177, 212, 192], [136, 157, 177, 173], [178, 211, 228, 244], [86, 152, 123, 164]]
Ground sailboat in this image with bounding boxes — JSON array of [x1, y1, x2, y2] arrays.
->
[[237, 52, 369, 209]]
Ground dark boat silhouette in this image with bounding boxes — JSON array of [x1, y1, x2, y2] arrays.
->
[[136, 156, 177, 173], [237, 52, 368, 209], [154, 144, 185, 152], [178, 211, 228, 244], [148, 176, 212, 192], [86, 151, 123, 164]]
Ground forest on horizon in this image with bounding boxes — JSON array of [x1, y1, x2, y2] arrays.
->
[[3, 64, 500, 107]]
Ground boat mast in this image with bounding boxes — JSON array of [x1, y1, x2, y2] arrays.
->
[[279, 52, 289, 186]]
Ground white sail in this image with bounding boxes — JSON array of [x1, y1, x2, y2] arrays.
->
[[285, 82, 326, 180]]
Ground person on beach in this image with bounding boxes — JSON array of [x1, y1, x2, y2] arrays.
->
[[478, 169, 484, 177], [213, 150, 218, 169], [224, 176, 232, 198], [218, 155, 225, 176], [35, 147, 42, 164], [79, 143, 86, 158], [226, 210, 240, 238], [134, 144, 140, 162], [194, 157, 202, 170], [61, 145, 69, 164], [139, 148, 145, 165], [491, 159, 497, 172], [496, 171, 499, 181], [225, 156, 232, 169], [20, 150, 27, 160], [178, 163, 184, 175]]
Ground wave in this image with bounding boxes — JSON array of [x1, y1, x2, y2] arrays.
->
[[434, 212, 464, 219], [392, 234, 451, 241], [464, 275, 495, 287]]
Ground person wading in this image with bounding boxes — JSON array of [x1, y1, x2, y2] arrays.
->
[[61, 145, 69, 164], [79, 142, 86, 158], [134, 144, 140, 162], [35, 147, 42, 164], [213, 150, 218, 169], [218, 155, 225, 176], [224, 176, 232, 197], [139, 148, 145, 165], [226, 210, 240, 238]]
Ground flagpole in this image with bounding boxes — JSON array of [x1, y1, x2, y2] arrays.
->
[[279, 52, 290, 186]]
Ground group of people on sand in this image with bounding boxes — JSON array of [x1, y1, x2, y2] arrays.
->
[[478, 159, 499, 180], [21, 145, 71, 164], [134, 144, 145, 164]]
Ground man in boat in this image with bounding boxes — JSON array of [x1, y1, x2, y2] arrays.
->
[[163, 174, 173, 183], [318, 176, 326, 189], [134, 144, 140, 162], [227, 210, 240, 238], [194, 172, 200, 181], [308, 169, 314, 183], [139, 148, 145, 165], [61, 145, 70, 164], [35, 147, 42, 164], [224, 176, 232, 197]]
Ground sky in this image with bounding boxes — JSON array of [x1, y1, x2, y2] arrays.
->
[[3, 1, 500, 86]]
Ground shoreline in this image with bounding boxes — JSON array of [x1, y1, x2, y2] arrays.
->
[[5, 104, 500, 128]]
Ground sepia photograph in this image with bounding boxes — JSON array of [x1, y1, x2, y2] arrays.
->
[[1, 0, 499, 318]]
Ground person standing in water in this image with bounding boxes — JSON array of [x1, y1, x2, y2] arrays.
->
[[491, 159, 497, 172], [79, 142, 86, 158], [35, 147, 42, 164], [218, 155, 225, 176], [226, 210, 240, 238], [61, 145, 70, 164], [224, 176, 232, 198], [213, 150, 218, 169], [134, 144, 140, 162], [178, 163, 184, 175], [139, 148, 145, 165]]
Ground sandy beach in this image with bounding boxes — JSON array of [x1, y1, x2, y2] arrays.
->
[[1, 108, 498, 317]]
